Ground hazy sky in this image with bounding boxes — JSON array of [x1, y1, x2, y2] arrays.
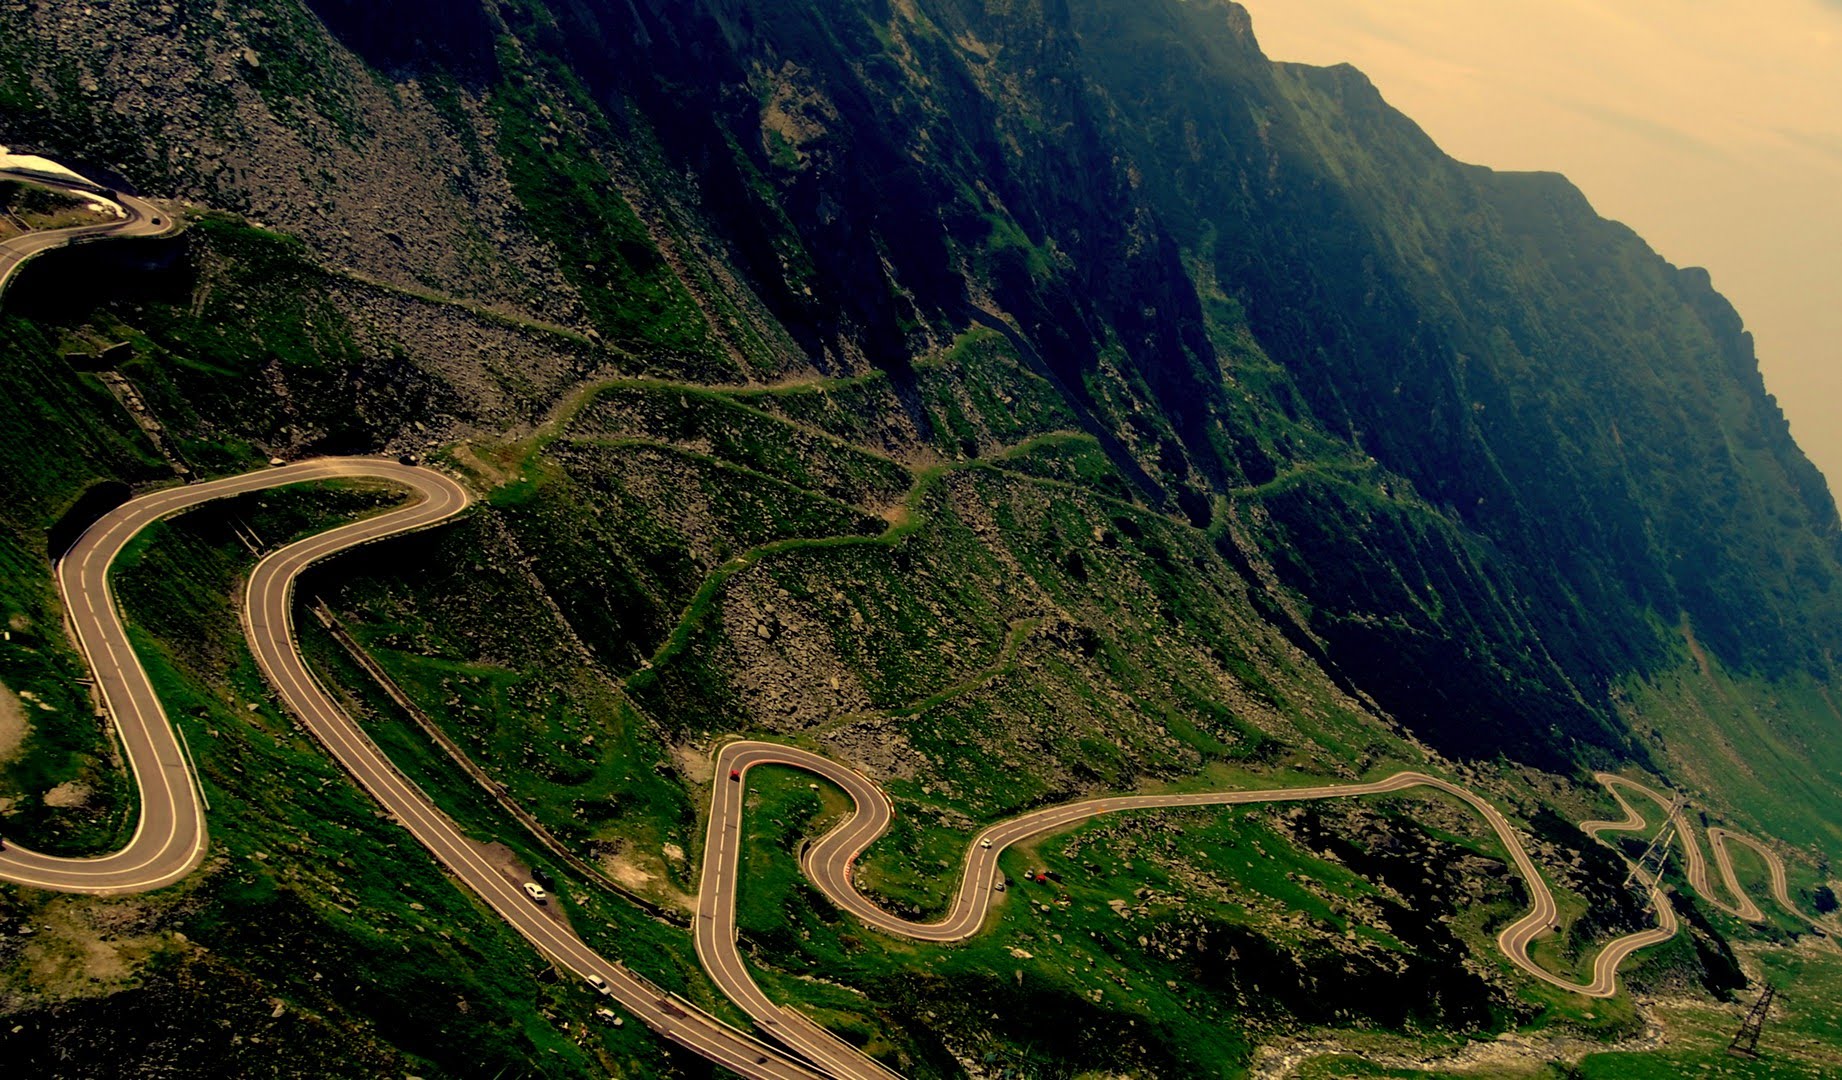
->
[[1240, 0, 1842, 491]]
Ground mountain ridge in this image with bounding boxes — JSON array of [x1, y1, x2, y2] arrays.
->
[[2, 1, 1839, 1076]]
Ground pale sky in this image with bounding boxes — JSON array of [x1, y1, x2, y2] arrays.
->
[[1240, 0, 1842, 492]]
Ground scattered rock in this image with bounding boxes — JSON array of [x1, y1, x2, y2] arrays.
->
[[43, 781, 92, 808]]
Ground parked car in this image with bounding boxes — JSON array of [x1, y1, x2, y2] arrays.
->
[[522, 881, 547, 903]]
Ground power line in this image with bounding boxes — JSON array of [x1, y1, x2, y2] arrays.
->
[[1623, 795, 1685, 890]]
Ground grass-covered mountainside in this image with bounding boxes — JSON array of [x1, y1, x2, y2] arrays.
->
[[2, 0, 1838, 1076]]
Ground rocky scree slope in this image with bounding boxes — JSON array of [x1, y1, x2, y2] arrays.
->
[[8, 0, 1834, 768], [2, 0, 1840, 1075]]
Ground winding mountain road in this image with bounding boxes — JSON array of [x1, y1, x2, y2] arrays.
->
[[0, 460, 825, 1080], [699, 742, 1820, 1077], [0, 176, 1822, 1080], [1585, 773, 1816, 929], [0, 459, 455, 893], [0, 168, 173, 299], [2, 454, 1820, 1080], [701, 744, 909, 1080], [0, 174, 831, 1078]]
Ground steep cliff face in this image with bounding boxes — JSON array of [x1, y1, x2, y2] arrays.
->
[[3, 0, 1839, 1075], [427, 0, 1837, 763], [5, 0, 1836, 867], [432, 0, 1838, 764]]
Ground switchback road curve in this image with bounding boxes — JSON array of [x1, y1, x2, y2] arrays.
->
[[1584, 773, 1819, 929], [0, 150, 1822, 1080], [0, 454, 1817, 1080], [702, 741, 1823, 1077], [0, 168, 174, 299], [0, 460, 453, 893], [1, 460, 826, 1080]]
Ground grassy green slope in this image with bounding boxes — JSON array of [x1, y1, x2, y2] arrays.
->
[[2, 0, 1838, 1075]]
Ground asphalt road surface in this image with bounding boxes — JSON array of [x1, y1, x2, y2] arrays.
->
[[699, 744, 907, 1080], [700, 741, 1826, 1078], [0, 169, 173, 298], [0, 175, 826, 1079], [0, 460, 825, 1080], [0, 452, 1818, 1080], [1585, 773, 1818, 929], [0, 461, 439, 893], [8, 454, 1814, 1080], [0, 179, 1814, 1075], [709, 743, 1662, 990]]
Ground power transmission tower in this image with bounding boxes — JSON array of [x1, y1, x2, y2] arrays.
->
[[1623, 795, 1685, 889], [1727, 983, 1777, 1058]]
